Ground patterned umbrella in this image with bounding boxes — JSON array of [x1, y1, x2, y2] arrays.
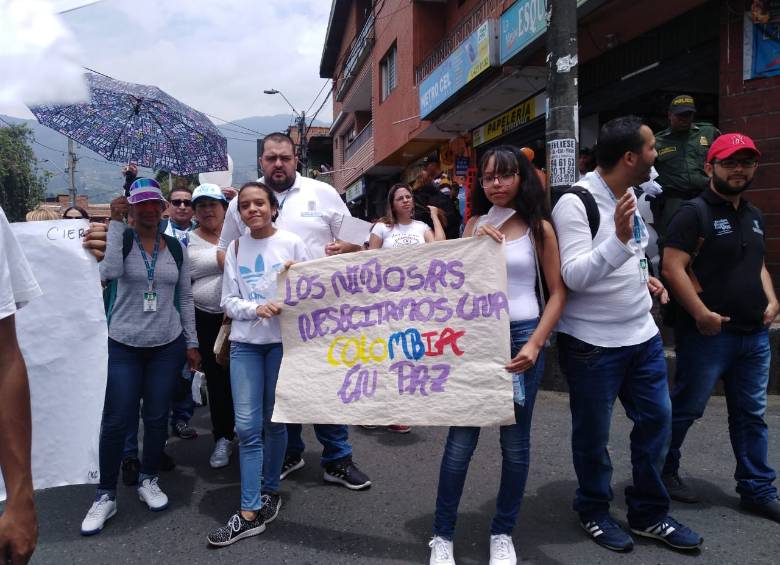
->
[[29, 71, 228, 175]]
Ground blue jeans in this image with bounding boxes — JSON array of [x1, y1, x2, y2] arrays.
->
[[98, 335, 185, 493], [230, 341, 287, 511], [433, 319, 543, 539], [663, 327, 777, 503], [286, 424, 352, 466], [121, 364, 193, 460], [558, 332, 671, 528]]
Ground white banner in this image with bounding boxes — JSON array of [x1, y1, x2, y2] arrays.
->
[[0, 220, 106, 500], [273, 237, 514, 427]]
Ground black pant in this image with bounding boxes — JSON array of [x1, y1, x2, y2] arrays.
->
[[196, 308, 235, 441]]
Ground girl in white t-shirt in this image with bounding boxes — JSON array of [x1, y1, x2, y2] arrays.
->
[[208, 182, 309, 548], [368, 183, 444, 249]]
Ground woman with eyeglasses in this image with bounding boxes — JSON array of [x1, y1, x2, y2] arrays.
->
[[428, 146, 566, 565]]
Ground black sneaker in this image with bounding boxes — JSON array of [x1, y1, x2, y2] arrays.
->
[[207, 511, 265, 547], [662, 472, 700, 503], [280, 454, 305, 480], [323, 458, 371, 490], [121, 456, 140, 486], [740, 497, 780, 523], [160, 451, 176, 472], [258, 493, 282, 524]]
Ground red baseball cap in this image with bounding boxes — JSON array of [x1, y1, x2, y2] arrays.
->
[[707, 133, 761, 162]]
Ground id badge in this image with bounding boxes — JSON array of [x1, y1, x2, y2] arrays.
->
[[143, 291, 158, 312], [639, 258, 649, 283]]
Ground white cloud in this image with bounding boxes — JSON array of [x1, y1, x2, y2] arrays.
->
[[0, 0, 334, 122]]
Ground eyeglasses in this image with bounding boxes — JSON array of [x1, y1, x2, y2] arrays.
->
[[170, 199, 192, 208], [480, 172, 518, 188], [713, 158, 758, 170]]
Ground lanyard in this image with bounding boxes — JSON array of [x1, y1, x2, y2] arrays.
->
[[134, 231, 160, 292], [594, 172, 644, 245]]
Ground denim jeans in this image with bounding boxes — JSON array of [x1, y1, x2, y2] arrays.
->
[[663, 327, 777, 503], [558, 332, 671, 528], [98, 335, 185, 494], [286, 423, 352, 466], [230, 341, 287, 511], [433, 319, 543, 539]]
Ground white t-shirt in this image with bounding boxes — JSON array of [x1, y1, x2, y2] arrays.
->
[[0, 207, 42, 320], [218, 173, 350, 260], [551, 171, 657, 347], [221, 229, 309, 345], [370, 220, 430, 248]]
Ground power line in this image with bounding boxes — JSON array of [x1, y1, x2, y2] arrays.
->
[[305, 80, 331, 115]]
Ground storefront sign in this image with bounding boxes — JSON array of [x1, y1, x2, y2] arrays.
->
[[500, 0, 591, 63], [471, 91, 546, 147], [419, 21, 497, 118], [345, 177, 365, 203]]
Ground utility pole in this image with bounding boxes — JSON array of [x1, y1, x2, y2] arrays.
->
[[545, 0, 579, 203], [66, 138, 78, 206], [298, 110, 308, 176]]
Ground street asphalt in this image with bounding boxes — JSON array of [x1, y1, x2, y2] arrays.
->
[[19, 391, 780, 564]]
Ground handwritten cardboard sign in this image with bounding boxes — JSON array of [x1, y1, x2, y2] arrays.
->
[[273, 236, 514, 426], [1, 220, 106, 499]]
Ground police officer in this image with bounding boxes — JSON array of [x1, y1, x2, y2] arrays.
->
[[653, 95, 720, 237], [660, 133, 780, 523]]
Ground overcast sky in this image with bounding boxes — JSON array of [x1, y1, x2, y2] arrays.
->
[[1, 0, 334, 124]]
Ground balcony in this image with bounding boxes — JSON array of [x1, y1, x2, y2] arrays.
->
[[336, 13, 375, 102], [344, 121, 373, 162], [414, 0, 502, 84]]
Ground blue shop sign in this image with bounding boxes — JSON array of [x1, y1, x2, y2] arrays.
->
[[419, 21, 497, 119]]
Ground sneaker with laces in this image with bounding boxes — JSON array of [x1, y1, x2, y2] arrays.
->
[[489, 534, 517, 565], [209, 438, 233, 468], [580, 515, 634, 552], [121, 456, 140, 486], [258, 493, 282, 524], [428, 536, 455, 565], [662, 472, 700, 503], [173, 420, 198, 439], [80, 494, 117, 536], [630, 516, 702, 550], [137, 477, 169, 511], [280, 454, 305, 480], [207, 511, 265, 547], [388, 424, 412, 433], [323, 458, 371, 490]]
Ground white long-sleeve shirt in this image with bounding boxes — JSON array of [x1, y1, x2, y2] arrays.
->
[[218, 173, 350, 260], [552, 171, 658, 347]]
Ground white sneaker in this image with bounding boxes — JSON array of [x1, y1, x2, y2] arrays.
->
[[429, 536, 456, 565], [489, 534, 517, 565], [209, 437, 233, 468], [138, 477, 169, 511], [80, 494, 117, 535]]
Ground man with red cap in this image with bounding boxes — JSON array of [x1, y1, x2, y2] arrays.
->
[[660, 133, 780, 522]]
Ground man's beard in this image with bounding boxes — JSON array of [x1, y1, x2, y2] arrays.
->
[[712, 172, 752, 196], [264, 171, 295, 192]]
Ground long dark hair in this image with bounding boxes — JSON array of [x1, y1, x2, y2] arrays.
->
[[474, 145, 549, 247], [62, 206, 90, 220], [383, 182, 415, 225]]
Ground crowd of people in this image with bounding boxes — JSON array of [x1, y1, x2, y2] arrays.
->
[[1, 105, 778, 564]]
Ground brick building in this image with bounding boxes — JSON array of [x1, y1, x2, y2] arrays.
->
[[320, 0, 780, 278], [40, 194, 111, 222]]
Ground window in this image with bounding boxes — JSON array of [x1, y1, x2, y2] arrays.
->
[[380, 44, 397, 101]]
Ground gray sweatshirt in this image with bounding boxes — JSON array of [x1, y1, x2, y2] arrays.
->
[[100, 220, 198, 349]]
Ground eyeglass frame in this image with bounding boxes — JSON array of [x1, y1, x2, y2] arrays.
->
[[170, 199, 193, 208], [711, 158, 759, 170], [480, 171, 519, 189]]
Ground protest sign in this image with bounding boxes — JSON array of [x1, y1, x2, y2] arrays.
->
[[273, 236, 514, 427], [0, 220, 106, 500]]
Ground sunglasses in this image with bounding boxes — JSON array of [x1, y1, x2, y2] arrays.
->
[[171, 199, 192, 208]]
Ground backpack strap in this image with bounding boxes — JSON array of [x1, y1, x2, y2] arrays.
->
[[555, 186, 600, 239]]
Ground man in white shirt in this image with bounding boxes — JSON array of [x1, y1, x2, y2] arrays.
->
[[218, 132, 370, 491], [552, 117, 702, 553], [0, 205, 42, 564]]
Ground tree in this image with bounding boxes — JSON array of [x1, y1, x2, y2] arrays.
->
[[0, 125, 48, 222]]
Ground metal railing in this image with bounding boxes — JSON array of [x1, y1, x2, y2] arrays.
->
[[414, 0, 503, 84], [336, 13, 375, 101], [344, 121, 373, 162]]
